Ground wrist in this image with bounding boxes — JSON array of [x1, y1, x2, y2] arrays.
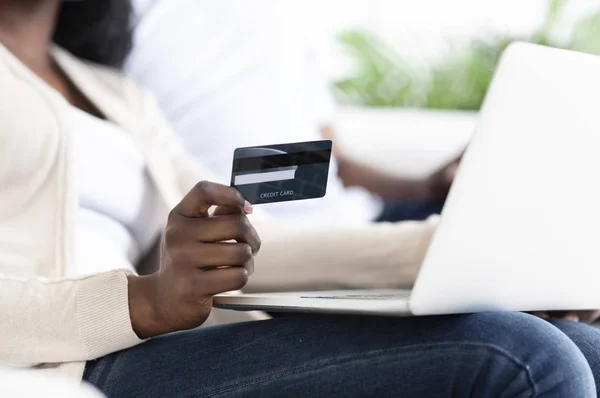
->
[[127, 274, 168, 339]]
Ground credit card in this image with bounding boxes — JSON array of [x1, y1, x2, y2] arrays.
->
[[230, 140, 332, 204]]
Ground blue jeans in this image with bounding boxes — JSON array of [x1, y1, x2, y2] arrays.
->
[[83, 312, 597, 397], [376, 198, 447, 222]]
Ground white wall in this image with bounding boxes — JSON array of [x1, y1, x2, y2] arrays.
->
[[305, 0, 600, 81]]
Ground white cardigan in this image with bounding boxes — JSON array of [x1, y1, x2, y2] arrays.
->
[[0, 44, 437, 381]]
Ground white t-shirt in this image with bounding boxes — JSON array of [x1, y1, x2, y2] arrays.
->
[[126, 0, 382, 227], [71, 107, 166, 275]]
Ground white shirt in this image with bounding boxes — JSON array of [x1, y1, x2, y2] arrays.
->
[[71, 107, 166, 275], [126, 0, 382, 227]]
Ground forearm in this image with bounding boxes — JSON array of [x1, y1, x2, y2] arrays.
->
[[336, 156, 428, 201], [321, 125, 428, 201]]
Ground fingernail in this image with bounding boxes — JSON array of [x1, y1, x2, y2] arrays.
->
[[246, 263, 254, 277], [244, 201, 253, 214], [565, 315, 580, 322]]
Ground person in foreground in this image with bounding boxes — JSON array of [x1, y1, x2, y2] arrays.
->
[[0, 1, 600, 397]]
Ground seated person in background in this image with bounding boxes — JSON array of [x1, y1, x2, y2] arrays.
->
[[126, 0, 460, 226], [1, 1, 600, 397]]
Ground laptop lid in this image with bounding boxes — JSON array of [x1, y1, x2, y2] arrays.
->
[[410, 42, 600, 315]]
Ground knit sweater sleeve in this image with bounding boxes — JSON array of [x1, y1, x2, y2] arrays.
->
[[0, 270, 143, 367]]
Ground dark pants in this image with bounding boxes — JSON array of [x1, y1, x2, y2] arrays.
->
[[376, 198, 446, 222], [84, 312, 598, 397]]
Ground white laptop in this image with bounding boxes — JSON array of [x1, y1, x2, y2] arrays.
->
[[214, 42, 600, 317]]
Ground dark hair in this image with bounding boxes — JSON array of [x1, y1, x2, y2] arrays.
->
[[53, 0, 134, 68]]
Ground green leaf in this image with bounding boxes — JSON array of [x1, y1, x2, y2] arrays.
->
[[333, 0, 600, 111], [569, 10, 600, 55]]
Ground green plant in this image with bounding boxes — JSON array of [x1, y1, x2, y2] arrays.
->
[[334, 0, 600, 110]]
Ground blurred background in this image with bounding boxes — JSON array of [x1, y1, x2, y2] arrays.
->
[[299, 0, 600, 177]]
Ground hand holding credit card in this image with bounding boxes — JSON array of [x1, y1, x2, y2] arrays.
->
[[230, 140, 332, 204]]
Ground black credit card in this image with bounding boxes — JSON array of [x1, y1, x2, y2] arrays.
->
[[230, 140, 332, 204]]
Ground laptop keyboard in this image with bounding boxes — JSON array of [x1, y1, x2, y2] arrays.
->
[[300, 292, 411, 300]]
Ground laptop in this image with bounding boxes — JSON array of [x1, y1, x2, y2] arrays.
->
[[214, 42, 600, 317]]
